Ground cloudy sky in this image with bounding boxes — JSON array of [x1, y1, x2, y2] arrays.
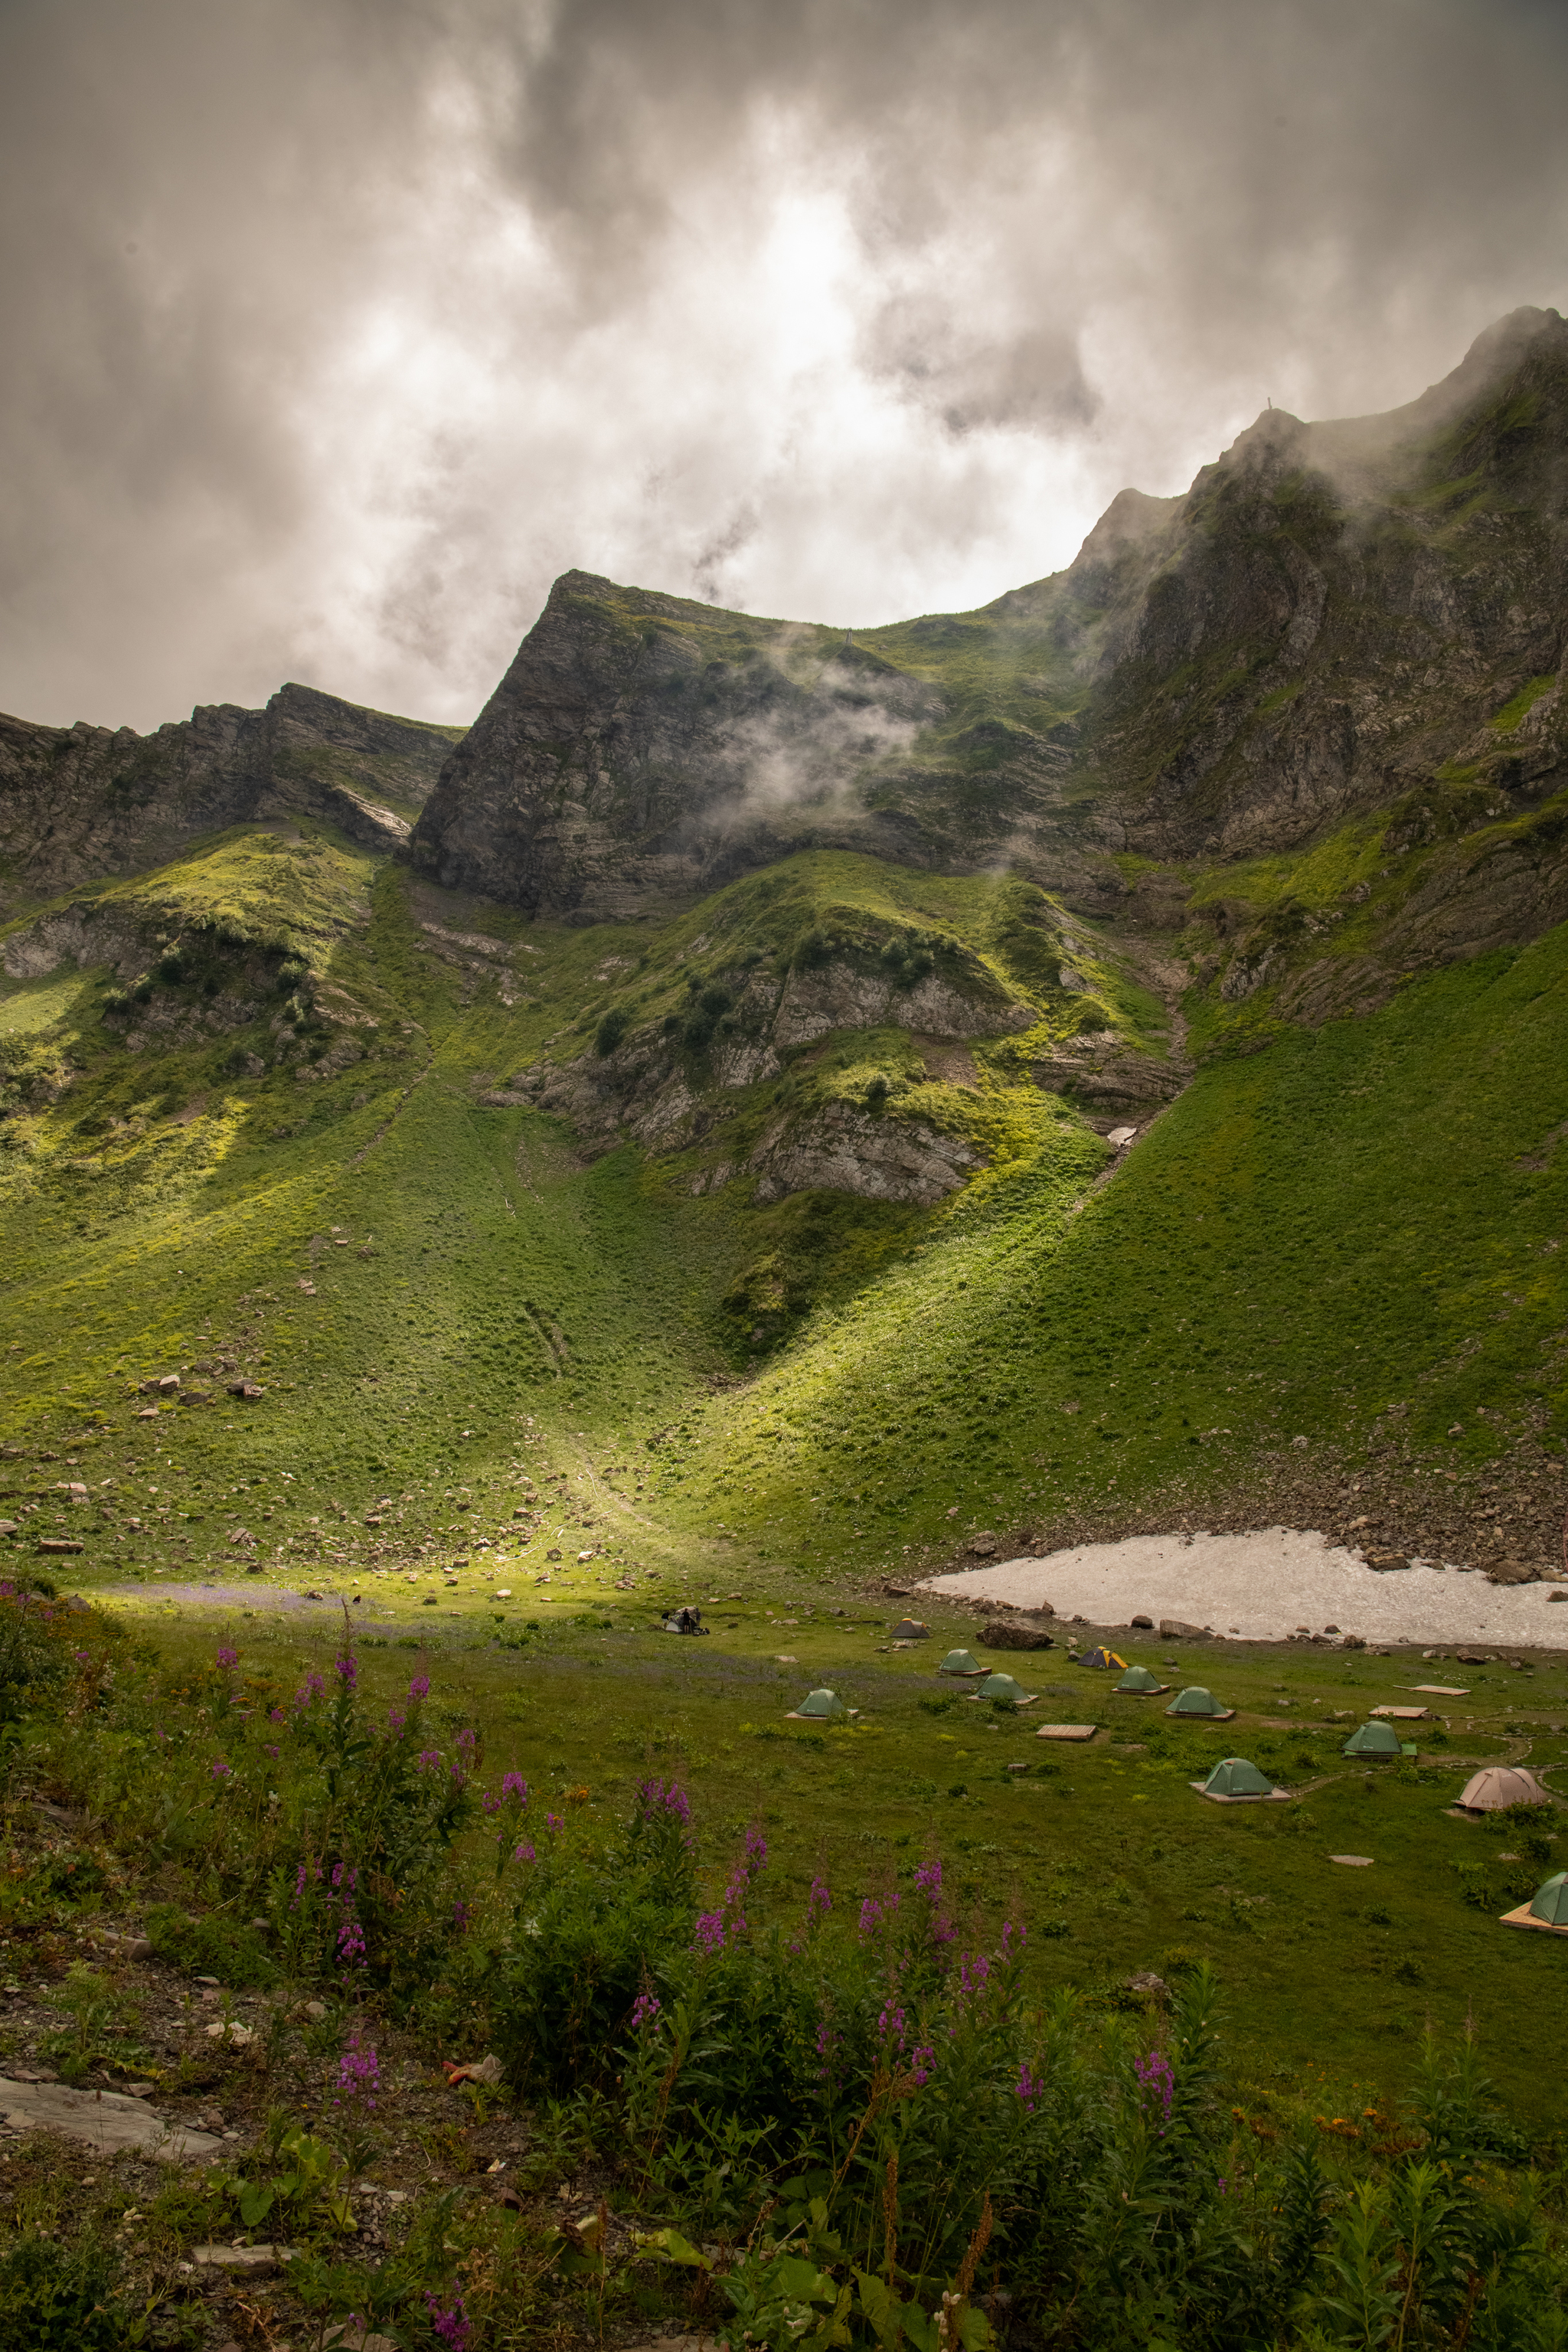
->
[[4, 0, 1566, 732]]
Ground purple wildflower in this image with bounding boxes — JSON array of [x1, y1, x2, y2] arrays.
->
[[266, 1743, 279, 1759], [452, 1898, 472, 1934], [629, 1991, 662, 2030], [335, 1651, 358, 1690], [877, 2004, 908, 2050], [1017, 2060, 1043, 2112], [501, 1770, 528, 1803], [408, 1673, 430, 1702], [423, 2291, 472, 2350], [914, 1857, 942, 1899], [743, 1824, 768, 1873], [416, 1749, 443, 1773], [332, 2028, 380, 2112], [215, 1645, 239, 1670], [545, 1811, 563, 1833], [910, 2044, 936, 2087], [691, 1910, 727, 1955], [858, 1893, 899, 1942], [807, 1874, 832, 1926], [1133, 2049, 1175, 2138], [210, 1758, 231, 1779], [456, 1726, 478, 1753], [512, 1841, 535, 1864], [387, 1707, 407, 1735], [635, 1776, 691, 1826]]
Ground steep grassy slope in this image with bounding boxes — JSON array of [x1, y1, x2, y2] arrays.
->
[[4, 815, 1568, 1594]]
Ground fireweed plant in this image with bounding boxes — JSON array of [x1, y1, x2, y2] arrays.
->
[[11, 1591, 1568, 2350]]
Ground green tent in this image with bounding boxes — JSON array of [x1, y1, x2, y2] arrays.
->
[[1166, 1685, 1230, 1717], [1529, 1871, 1568, 1926], [1116, 1664, 1167, 1694], [792, 1687, 848, 1720], [1342, 1720, 1405, 1759], [939, 1649, 985, 1676], [1201, 1756, 1275, 1798], [977, 1671, 1031, 1704]]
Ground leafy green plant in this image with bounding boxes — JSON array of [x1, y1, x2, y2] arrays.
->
[[234, 2125, 353, 2239], [0, 2236, 158, 2351]]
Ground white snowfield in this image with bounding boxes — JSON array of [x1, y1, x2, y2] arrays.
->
[[916, 1526, 1568, 1646]]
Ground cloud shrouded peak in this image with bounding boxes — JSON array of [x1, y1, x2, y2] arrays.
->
[[2, 0, 1566, 731]]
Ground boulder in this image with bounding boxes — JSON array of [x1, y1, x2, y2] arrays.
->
[[0, 2076, 221, 2159], [982, 1619, 1055, 1650], [1485, 1558, 1539, 1585], [1158, 1619, 1208, 1639], [967, 1532, 998, 1558]]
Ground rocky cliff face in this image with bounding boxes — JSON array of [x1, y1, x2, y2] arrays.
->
[[411, 308, 1568, 940], [0, 681, 459, 913]]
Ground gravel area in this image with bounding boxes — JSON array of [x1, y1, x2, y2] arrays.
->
[[918, 1526, 1568, 1645]]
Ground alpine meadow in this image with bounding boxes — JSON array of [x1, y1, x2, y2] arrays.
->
[[3, 308, 1568, 2352]]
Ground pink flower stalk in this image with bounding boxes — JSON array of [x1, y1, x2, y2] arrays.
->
[[215, 1645, 239, 1669], [332, 2028, 380, 2112], [1017, 2060, 1043, 2112], [629, 1991, 662, 2030], [636, 1775, 691, 1825], [807, 1874, 832, 1926], [408, 1673, 430, 1702], [210, 1758, 231, 1779], [512, 1841, 536, 1864], [423, 2290, 472, 2350], [335, 1651, 358, 1690], [1133, 2049, 1174, 2137], [910, 2044, 936, 2087]]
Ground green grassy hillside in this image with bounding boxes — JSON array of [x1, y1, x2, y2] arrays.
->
[[3, 818, 1568, 1594]]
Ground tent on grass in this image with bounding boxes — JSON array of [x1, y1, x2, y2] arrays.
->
[[1453, 1764, 1550, 1814], [975, 1671, 1035, 1706], [787, 1687, 855, 1722], [938, 1649, 986, 1677], [1501, 1870, 1568, 1936], [1165, 1686, 1234, 1720], [890, 1619, 929, 1640], [1197, 1756, 1278, 1800], [1079, 1646, 1127, 1671], [1342, 1720, 1412, 1759], [1116, 1664, 1170, 1694], [1527, 1871, 1568, 1926]]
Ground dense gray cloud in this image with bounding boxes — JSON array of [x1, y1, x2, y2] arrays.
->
[[2, 0, 1566, 730]]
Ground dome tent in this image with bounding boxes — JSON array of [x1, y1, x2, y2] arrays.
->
[[975, 1671, 1035, 1706], [787, 1687, 855, 1722], [1501, 1869, 1568, 1937], [890, 1619, 929, 1640], [1196, 1756, 1282, 1802], [1342, 1720, 1413, 1759], [1079, 1646, 1126, 1671], [1116, 1664, 1170, 1694], [1529, 1871, 1568, 1926], [1453, 1764, 1550, 1814], [939, 1649, 985, 1677], [1165, 1686, 1234, 1720]]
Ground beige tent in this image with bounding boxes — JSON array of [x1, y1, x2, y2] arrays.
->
[[1452, 1765, 1551, 1815]]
